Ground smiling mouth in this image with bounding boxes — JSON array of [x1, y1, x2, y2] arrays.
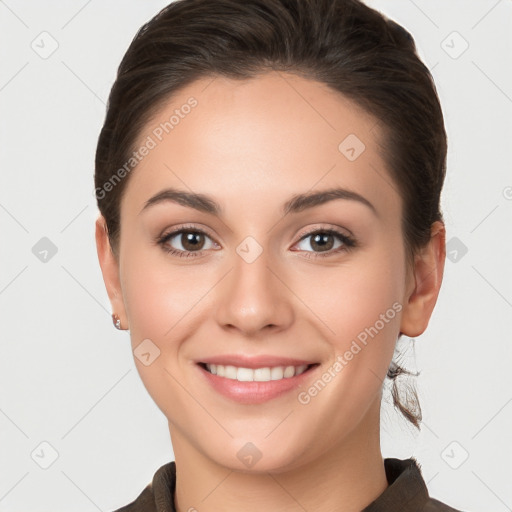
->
[[198, 362, 319, 382]]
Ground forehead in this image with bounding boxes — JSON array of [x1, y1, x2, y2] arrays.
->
[[123, 71, 400, 222]]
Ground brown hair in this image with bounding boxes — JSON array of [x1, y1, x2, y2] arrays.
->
[[94, 0, 447, 429]]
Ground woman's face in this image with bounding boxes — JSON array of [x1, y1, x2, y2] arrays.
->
[[101, 71, 425, 472]]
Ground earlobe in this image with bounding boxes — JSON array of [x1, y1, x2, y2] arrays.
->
[[95, 215, 129, 330], [399, 221, 446, 338]]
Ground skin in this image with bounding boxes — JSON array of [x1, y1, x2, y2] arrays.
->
[[96, 71, 445, 512]]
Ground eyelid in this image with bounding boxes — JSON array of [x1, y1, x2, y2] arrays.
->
[[158, 223, 218, 243], [294, 223, 354, 242], [157, 223, 353, 247], [156, 222, 357, 262], [290, 225, 356, 257]]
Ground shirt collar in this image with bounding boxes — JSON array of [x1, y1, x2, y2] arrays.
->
[[362, 457, 430, 511], [147, 457, 430, 512]]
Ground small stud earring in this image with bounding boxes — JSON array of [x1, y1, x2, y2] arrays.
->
[[112, 313, 122, 330]]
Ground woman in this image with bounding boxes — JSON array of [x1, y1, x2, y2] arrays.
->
[[94, 0, 463, 510]]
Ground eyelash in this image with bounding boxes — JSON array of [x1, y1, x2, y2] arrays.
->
[[156, 224, 356, 259]]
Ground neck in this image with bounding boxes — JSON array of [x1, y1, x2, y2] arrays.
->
[[170, 397, 388, 512]]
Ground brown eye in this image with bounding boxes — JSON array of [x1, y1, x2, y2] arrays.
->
[[177, 231, 206, 251], [308, 232, 335, 252], [294, 229, 355, 258], [298, 230, 353, 252], [158, 228, 218, 257]]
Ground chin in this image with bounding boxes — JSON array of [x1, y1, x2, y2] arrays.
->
[[203, 436, 312, 475]]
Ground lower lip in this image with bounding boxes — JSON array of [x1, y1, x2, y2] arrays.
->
[[197, 363, 319, 404]]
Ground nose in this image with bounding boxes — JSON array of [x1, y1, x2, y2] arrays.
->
[[215, 243, 294, 337]]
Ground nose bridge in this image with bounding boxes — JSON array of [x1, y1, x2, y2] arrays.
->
[[215, 236, 293, 334]]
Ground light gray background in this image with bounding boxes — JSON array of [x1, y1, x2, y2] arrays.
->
[[1, 1, 511, 511]]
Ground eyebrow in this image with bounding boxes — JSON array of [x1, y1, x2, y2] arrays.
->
[[141, 186, 377, 217]]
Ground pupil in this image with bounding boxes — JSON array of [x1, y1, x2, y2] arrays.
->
[[178, 232, 336, 253], [312, 233, 333, 252], [183, 232, 203, 251]]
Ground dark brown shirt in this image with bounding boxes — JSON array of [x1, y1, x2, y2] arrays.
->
[[113, 457, 464, 511]]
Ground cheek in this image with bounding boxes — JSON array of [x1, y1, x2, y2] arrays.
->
[[294, 239, 406, 397], [121, 226, 406, 359], [119, 252, 208, 416], [296, 245, 405, 345], [122, 263, 212, 345], [292, 252, 405, 430]]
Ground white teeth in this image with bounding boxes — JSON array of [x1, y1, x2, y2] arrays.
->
[[253, 367, 271, 381], [224, 365, 237, 379], [237, 367, 254, 382], [270, 366, 284, 380], [205, 363, 309, 382], [284, 366, 295, 378]]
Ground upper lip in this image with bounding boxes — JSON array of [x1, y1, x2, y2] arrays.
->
[[197, 354, 318, 369]]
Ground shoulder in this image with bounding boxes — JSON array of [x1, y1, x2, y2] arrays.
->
[[112, 484, 155, 512], [110, 461, 177, 512], [422, 497, 465, 511], [362, 457, 466, 512], [409, 457, 465, 512]]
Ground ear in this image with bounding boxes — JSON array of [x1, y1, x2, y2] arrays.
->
[[95, 215, 128, 330], [400, 221, 446, 337]]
